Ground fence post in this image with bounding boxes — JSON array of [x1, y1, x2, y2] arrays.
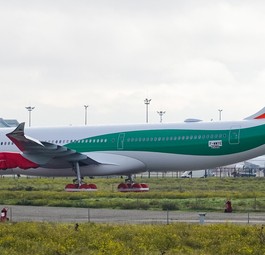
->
[[248, 212, 250, 224], [88, 208, 90, 222]]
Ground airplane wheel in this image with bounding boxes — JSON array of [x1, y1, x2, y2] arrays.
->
[[79, 184, 91, 189], [118, 183, 129, 190], [65, 183, 79, 191], [140, 183, 149, 188], [79, 184, 98, 190], [132, 183, 142, 188], [118, 183, 129, 189], [131, 183, 142, 192], [118, 183, 149, 192], [65, 184, 78, 189], [88, 183, 97, 189], [140, 183, 149, 192]]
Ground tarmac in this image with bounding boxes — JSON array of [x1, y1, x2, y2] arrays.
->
[[1, 205, 265, 224]]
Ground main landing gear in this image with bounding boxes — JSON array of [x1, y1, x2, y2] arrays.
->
[[65, 162, 97, 192], [117, 175, 149, 192]]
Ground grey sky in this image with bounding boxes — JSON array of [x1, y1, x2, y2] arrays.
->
[[1, 0, 265, 126]]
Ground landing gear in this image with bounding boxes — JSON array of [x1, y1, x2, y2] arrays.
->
[[117, 175, 149, 192], [65, 162, 97, 192]]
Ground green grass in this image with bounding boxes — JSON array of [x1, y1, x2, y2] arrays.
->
[[0, 176, 265, 254], [0, 176, 265, 212]]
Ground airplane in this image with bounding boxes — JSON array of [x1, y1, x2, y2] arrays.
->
[[0, 106, 265, 191]]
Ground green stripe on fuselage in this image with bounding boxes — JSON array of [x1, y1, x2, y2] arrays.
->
[[66, 124, 265, 156]]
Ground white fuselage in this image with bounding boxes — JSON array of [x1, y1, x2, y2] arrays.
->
[[1, 119, 265, 177]]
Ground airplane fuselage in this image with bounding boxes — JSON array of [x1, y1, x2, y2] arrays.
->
[[1, 119, 265, 177]]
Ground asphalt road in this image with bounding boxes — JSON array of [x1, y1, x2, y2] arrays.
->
[[1, 205, 265, 224]]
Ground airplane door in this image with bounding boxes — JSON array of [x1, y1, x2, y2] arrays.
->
[[229, 126, 240, 144], [117, 133, 125, 150]]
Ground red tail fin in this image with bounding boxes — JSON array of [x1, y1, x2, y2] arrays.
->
[[244, 107, 265, 120]]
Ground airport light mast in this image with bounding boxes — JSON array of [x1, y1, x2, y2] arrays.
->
[[144, 98, 151, 123], [84, 105, 89, 125], [157, 110, 166, 123], [25, 106, 35, 127], [218, 109, 223, 121]]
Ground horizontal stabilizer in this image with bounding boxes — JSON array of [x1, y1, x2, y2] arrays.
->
[[6, 123, 44, 151], [6, 123, 99, 168]]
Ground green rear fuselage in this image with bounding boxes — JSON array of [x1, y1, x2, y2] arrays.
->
[[66, 121, 265, 157]]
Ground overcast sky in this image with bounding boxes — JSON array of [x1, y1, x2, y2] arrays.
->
[[1, 0, 265, 127]]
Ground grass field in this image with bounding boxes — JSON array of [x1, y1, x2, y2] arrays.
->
[[0, 221, 264, 255], [0, 176, 265, 254], [0, 175, 264, 212]]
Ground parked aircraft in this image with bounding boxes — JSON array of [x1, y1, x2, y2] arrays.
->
[[1, 107, 265, 191]]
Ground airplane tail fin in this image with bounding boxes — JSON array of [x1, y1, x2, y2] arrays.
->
[[244, 107, 265, 120]]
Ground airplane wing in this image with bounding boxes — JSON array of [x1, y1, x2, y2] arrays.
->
[[6, 123, 99, 168]]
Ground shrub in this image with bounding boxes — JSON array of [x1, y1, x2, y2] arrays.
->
[[162, 201, 179, 210]]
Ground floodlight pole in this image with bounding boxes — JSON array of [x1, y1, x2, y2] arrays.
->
[[157, 111, 166, 123], [218, 109, 223, 121], [84, 105, 89, 125], [144, 98, 151, 123], [25, 106, 35, 127]]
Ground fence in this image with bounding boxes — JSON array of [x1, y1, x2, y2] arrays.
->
[[1, 205, 265, 225]]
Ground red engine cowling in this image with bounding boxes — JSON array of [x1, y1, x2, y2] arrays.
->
[[0, 152, 39, 170]]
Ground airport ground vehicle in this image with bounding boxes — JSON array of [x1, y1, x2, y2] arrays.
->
[[181, 169, 214, 178]]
